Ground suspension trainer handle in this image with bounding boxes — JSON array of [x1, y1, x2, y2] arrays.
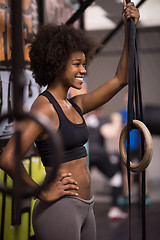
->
[[120, 0, 153, 172], [119, 2, 152, 240], [119, 120, 153, 172]]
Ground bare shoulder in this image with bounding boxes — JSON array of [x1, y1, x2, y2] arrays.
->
[[31, 95, 54, 117], [30, 95, 58, 127]]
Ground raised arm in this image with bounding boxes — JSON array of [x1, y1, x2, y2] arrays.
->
[[79, 1, 140, 114]]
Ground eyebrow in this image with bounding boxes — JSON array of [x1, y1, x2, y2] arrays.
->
[[72, 58, 81, 62], [72, 59, 86, 63]]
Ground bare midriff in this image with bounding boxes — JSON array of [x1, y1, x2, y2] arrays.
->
[[46, 156, 92, 200]]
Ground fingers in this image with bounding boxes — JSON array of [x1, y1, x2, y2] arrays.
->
[[57, 172, 72, 182], [63, 190, 78, 197], [61, 176, 79, 191], [57, 173, 79, 197], [123, 2, 140, 25], [125, 5, 139, 20], [61, 177, 78, 186], [63, 183, 79, 192]]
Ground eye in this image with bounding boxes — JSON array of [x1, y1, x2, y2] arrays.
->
[[83, 63, 86, 69], [73, 63, 80, 66]]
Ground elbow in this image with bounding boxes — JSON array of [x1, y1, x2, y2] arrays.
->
[[0, 154, 14, 178], [115, 68, 128, 87], [114, 75, 128, 90]]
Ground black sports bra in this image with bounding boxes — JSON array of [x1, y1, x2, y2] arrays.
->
[[35, 90, 89, 167]]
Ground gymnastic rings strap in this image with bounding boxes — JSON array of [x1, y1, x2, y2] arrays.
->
[[122, 1, 149, 239], [119, 120, 153, 172]]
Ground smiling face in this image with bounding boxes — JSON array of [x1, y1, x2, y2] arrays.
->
[[61, 51, 87, 90]]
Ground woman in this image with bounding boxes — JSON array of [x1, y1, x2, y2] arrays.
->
[[0, 1, 139, 239]]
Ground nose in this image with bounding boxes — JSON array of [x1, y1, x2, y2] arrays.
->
[[80, 65, 87, 74]]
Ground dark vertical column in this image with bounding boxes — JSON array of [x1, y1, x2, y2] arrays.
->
[[79, 0, 85, 30], [38, 0, 44, 26], [10, 0, 25, 225]]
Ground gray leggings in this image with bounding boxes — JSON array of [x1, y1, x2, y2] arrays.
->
[[32, 196, 96, 240]]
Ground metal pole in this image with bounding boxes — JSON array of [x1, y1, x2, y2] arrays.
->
[[10, 0, 25, 225]]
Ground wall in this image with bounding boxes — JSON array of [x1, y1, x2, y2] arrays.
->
[[86, 26, 160, 181], [86, 27, 160, 116]]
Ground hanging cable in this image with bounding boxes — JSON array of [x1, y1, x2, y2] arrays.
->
[[119, 1, 153, 239]]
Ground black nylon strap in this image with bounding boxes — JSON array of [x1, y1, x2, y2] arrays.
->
[[127, 15, 135, 240], [126, 1, 146, 239], [135, 41, 146, 240]]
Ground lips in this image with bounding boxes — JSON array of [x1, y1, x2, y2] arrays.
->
[[75, 77, 84, 83]]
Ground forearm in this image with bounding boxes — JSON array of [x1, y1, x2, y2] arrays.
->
[[0, 136, 40, 197], [83, 26, 130, 114], [116, 1, 140, 84], [0, 153, 38, 188], [115, 23, 128, 86]]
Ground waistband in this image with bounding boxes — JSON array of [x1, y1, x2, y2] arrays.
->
[[65, 196, 94, 205], [34, 196, 94, 205]]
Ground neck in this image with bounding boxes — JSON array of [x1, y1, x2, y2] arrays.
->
[[47, 81, 70, 101], [46, 86, 72, 108]]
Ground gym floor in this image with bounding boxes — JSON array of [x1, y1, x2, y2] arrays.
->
[[94, 202, 160, 240], [92, 168, 160, 240]]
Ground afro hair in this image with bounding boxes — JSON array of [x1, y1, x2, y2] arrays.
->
[[29, 24, 100, 87]]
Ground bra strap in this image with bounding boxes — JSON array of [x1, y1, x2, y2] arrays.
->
[[40, 90, 64, 118]]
